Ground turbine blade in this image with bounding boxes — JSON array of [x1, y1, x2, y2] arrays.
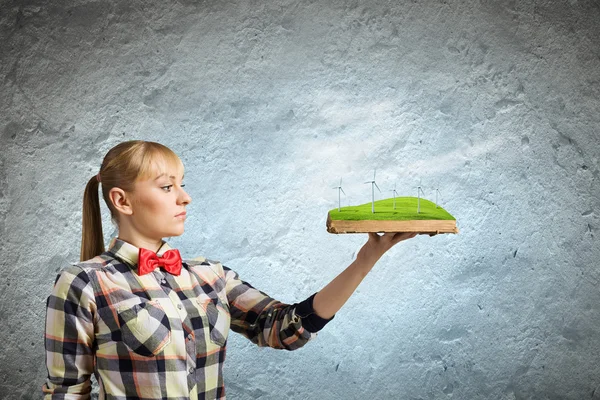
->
[[340, 188, 346, 195], [374, 182, 381, 192]]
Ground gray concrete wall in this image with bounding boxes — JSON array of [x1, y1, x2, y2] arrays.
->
[[1, 0, 599, 399]]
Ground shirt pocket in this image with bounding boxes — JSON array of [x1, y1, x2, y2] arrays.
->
[[116, 300, 171, 357], [201, 294, 231, 347]]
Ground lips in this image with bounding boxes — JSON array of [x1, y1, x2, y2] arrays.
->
[[175, 211, 187, 217]]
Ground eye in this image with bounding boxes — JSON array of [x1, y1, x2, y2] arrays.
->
[[161, 184, 185, 192]]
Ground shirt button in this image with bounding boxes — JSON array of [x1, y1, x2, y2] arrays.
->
[[177, 304, 183, 310], [196, 299, 201, 305], [187, 333, 193, 340], [189, 367, 194, 374], [161, 279, 167, 285]]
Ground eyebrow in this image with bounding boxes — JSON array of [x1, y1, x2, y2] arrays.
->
[[154, 173, 184, 181]]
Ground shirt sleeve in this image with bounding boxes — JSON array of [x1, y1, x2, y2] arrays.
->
[[42, 265, 96, 399], [222, 265, 334, 350]]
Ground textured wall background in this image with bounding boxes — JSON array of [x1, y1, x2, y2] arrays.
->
[[1, 0, 599, 399]]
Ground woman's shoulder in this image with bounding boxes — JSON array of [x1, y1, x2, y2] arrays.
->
[[183, 255, 222, 266], [54, 253, 125, 282], [68, 253, 120, 271], [183, 255, 227, 280], [50, 257, 107, 295]]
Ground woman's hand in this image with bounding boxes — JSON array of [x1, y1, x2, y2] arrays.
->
[[356, 232, 419, 265]]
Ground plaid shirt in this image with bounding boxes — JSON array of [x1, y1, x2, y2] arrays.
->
[[43, 237, 333, 399]]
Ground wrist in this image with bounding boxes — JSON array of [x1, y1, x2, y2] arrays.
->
[[356, 247, 383, 265], [352, 256, 377, 276]]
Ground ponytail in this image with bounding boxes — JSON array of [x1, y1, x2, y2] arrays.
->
[[80, 174, 105, 261]]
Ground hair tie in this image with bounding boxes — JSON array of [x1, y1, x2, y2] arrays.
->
[[96, 172, 102, 183]]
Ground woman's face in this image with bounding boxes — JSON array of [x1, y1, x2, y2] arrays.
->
[[127, 162, 192, 240]]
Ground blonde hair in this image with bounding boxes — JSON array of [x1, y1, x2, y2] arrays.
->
[[80, 140, 184, 261]]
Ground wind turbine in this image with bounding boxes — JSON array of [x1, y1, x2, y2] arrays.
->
[[332, 177, 346, 212], [435, 187, 442, 209], [389, 182, 399, 210], [364, 169, 381, 213], [414, 179, 426, 213]]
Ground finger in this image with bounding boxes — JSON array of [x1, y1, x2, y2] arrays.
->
[[383, 232, 400, 242], [391, 232, 416, 244]]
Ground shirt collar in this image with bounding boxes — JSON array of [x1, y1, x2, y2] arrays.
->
[[107, 237, 173, 268]]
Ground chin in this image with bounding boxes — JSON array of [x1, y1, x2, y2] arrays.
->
[[169, 228, 185, 237]]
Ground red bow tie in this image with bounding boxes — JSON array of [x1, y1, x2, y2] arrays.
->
[[138, 248, 182, 276]]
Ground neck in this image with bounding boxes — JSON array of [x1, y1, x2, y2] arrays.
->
[[117, 231, 164, 252]]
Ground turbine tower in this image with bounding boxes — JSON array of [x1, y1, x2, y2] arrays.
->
[[435, 187, 442, 209], [364, 169, 381, 213], [332, 177, 346, 212], [389, 182, 399, 210], [414, 179, 426, 213]]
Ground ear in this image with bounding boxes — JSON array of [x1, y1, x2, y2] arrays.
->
[[109, 187, 134, 216]]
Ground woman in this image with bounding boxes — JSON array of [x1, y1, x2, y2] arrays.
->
[[43, 140, 418, 399]]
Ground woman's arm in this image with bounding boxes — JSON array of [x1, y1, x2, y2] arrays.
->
[[215, 232, 417, 349], [221, 265, 321, 350], [43, 265, 95, 399], [312, 232, 418, 320]]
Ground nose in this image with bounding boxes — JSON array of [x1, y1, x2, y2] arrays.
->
[[179, 187, 192, 205]]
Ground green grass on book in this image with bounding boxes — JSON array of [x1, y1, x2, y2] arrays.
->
[[328, 197, 456, 221]]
